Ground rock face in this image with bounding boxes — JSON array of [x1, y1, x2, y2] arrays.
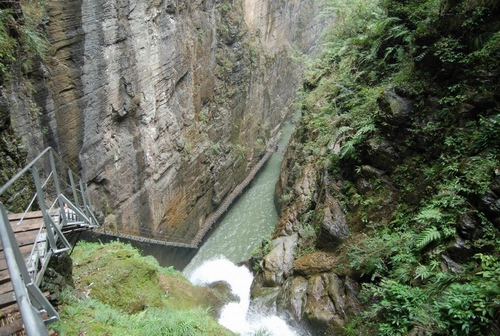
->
[[0, 89, 35, 212], [316, 194, 348, 250], [261, 233, 298, 286], [5, 0, 330, 240], [252, 135, 364, 333]]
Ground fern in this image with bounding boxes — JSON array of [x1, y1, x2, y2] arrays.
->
[[415, 207, 442, 224], [414, 264, 432, 281], [415, 226, 441, 249]]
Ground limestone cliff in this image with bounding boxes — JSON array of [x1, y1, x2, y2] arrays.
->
[[5, 0, 329, 242]]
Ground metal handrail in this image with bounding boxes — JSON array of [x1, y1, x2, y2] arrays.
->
[[0, 204, 50, 336], [15, 171, 54, 228], [0, 147, 100, 335]]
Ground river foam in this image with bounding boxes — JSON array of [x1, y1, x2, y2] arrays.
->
[[188, 258, 297, 336]]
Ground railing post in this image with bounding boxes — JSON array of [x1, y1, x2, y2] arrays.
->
[[84, 183, 93, 209], [68, 169, 81, 209], [82, 183, 99, 226], [32, 167, 71, 253], [79, 180, 89, 216], [0, 204, 52, 335], [49, 151, 68, 225]]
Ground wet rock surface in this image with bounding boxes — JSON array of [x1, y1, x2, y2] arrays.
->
[[208, 280, 240, 304]]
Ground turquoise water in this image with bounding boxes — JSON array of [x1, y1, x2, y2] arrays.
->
[[183, 116, 296, 276]]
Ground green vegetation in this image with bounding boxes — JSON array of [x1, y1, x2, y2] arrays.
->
[[232, 142, 247, 160], [52, 241, 235, 336], [294, 0, 500, 334], [0, 0, 48, 76], [251, 236, 272, 271]]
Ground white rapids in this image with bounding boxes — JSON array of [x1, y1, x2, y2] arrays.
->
[[188, 258, 297, 336]]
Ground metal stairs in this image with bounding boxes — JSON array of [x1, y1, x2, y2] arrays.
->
[[0, 147, 99, 335]]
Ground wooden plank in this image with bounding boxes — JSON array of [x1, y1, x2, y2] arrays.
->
[[0, 231, 38, 251], [0, 291, 50, 316], [0, 244, 37, 272], [10, 231, 39, 249], [7, 211, 43, 222], [0, 303, 19, 317], [0, 291, 16, 309], [0, 270, 12, 285], [0, 316, 24, 336], [10, 217, 43, 233], [0, 282, 13, 296]]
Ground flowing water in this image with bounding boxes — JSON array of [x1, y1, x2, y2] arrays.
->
[[183, 115, 298, 336]]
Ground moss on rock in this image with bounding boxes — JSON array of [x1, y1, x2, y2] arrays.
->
[[54, 241, 236, 335]]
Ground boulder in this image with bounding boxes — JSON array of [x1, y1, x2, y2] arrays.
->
[[293, 251, 337, 276], [249, 286, 280, 316], [456, 212, 483, 240], [446, 236, 473, 263], [316, 194, 348, 250], [360, 164, 386, 178], [325, 273, 346, 316], [355, 177, 373, 194], [377, 90, 413, 126], [277, 276, 309, 320], [366, 138, 401, 172], [344, 276, 363, 316], [294, 165, 318, 208], [262, 234, 298, 286], [289, 277, 309, 320], [270, 272, 363, 334], [441, 254, 463, 274], [208, 280, 240, 304], [304, 274, 344, 334], [478, 188, 500, 229]]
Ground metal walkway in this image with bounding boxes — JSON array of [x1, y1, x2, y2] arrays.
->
[[105, 133, 282, 248], [0, 147, 99, 335]]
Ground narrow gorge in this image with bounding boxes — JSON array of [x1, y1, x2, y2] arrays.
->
[[1, 0, 499, 335], [1, 0, 329, 243]]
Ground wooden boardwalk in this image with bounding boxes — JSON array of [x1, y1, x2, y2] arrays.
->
[[106, 139, 280, 248], [0, 212, 43, 320], [190, 148, 275, 247], [104, 232, 197, 249], [0, 211, 93, 335]]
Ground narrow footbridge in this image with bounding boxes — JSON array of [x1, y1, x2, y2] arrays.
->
[[106, 133, 282, 248], [0, 147, 99, 335], [189, 145, 276, 247]]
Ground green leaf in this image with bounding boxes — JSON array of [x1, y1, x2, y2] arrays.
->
[[415, 226, 441, 249]]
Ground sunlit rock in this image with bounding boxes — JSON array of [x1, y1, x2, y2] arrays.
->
[[316, 195, 348, 250], [262, 234, 298, 286], [293, 252, 337, 276]]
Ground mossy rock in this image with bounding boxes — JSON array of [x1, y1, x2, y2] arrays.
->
[[72, 241, 228, 316], [75, 245, 164, 313]]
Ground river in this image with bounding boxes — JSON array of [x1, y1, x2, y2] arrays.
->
[[183, 114, 299, 336]]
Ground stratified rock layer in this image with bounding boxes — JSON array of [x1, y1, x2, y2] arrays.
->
[[6, 0, 330, 241]]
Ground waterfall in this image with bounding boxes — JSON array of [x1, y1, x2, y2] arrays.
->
[[184, 115, 301, 335], [189, 258, 297, 336]]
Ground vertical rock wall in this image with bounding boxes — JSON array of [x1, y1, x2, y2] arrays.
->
[[7, 0, 329, 241]]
